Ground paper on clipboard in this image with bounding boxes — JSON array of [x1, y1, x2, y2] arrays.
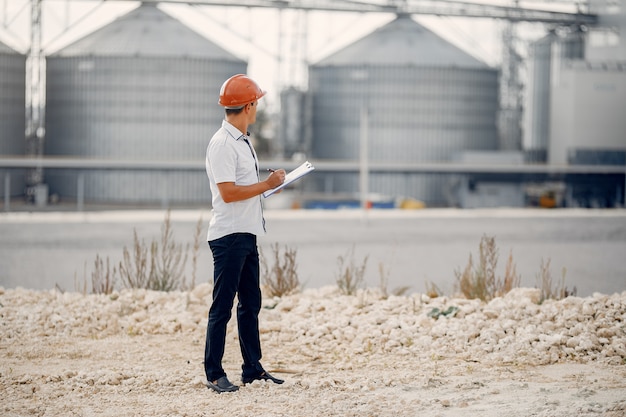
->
[[263, 160, 315, 198]]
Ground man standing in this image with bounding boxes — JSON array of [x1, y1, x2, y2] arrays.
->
[[204, 74, 286, 393]]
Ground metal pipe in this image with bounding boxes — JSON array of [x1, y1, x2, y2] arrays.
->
[[4, 172, 9, 212], [77, 173, 84, 212], [359, 104, 369, 213], [161, 172, 169, 210]]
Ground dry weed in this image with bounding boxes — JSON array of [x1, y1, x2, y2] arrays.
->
[[455, 234, 520, 302], [260, 243, 300, 297], [189, 215, 203, 291], [536, 258, 576, 302], [425, 280, 443, 298], [119, 229, 152, 289], [118, 210, 191, 292], [336, 246, 368, 296], [91, 254, 116, 295], [152, 210, 188, 291]]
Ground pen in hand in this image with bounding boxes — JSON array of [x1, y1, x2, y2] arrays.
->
[[267, 169, 276, 173]]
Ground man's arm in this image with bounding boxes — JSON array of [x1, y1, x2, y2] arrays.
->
[[217, 169, 286, 203]]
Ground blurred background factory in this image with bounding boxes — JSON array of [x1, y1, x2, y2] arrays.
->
[[0, 0, 624, 210]]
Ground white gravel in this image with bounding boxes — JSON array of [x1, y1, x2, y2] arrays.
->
[[1, 284, 625, 416]]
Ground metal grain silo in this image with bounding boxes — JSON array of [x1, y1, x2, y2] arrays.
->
[[44, 3, 246, 204], [0, 40, 26, 198], [523, 28, 584, 162], [309, 15, 499, 206]]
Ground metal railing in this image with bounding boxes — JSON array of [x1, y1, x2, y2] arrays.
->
[[2, 156, 625, 211]]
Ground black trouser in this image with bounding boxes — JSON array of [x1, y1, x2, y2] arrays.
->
[[204, 233, 263, 382]]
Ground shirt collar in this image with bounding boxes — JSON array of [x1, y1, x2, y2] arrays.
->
[[222, 120, 246, 141]]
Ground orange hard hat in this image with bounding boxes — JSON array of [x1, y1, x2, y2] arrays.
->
[[218, 74, 267, 109]]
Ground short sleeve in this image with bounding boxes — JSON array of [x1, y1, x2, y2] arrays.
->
[[208, 137, 237, 184]]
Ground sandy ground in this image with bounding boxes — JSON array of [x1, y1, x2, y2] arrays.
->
[[1, 284, 625, 417]]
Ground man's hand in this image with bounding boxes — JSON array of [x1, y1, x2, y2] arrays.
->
[[266, 169, 286, 189], [217, 169, 287, 203]]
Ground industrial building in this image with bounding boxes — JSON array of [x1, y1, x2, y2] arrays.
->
[[0, 1, 624, 209], [306, 14, 500, 206], [43, 3, 246, 205], [521, 0, 626, 208], [0, 40, 26, 199]]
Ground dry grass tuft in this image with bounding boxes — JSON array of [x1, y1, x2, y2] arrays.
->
[[119, 229, 152, 290], [189, 215, 203, 291], [91, 255, 116, 295], [88, 210, 198, 293], [425, 280, 444, 298], [151, 210, 188, 291], [336, 246, 368, 296], [536, 258, 576, 303], [260, 243, 301, 297], [455, 234, 521, 302]]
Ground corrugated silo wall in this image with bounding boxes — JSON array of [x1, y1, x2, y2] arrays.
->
[[0, 52, 26, 197], [279, 88, 308, 158], [524, 35, 553, 158], [44, 56, 246, 204], [524, 31, 585, 161], [309, 65, 499, 206]]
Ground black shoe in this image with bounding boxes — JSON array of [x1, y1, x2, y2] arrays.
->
[[207, 376, 239, 393], [242, 370, 284, 385]]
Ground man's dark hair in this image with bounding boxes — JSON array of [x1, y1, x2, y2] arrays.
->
[[225, 107, 244, 116]]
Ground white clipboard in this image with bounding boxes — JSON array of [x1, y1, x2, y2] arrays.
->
[[263, 161, 315, 198]]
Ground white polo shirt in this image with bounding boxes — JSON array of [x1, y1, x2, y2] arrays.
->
[[205, 120, 265, 241]]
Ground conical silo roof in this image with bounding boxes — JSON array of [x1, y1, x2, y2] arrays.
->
[[0, 39, 19, 54], [317, 14, 488, 68], [53, 2, 243, 60]]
